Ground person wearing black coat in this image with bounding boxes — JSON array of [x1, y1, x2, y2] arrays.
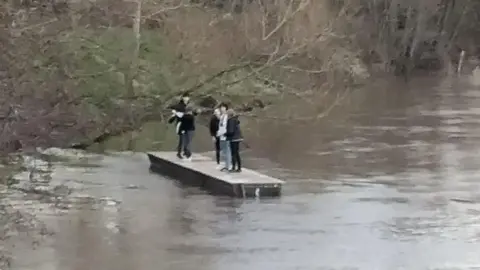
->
[[178, 106, 196, 160], [168, 94, 189, 125], [168, 93, 198, 159], [209, 108, 221, 166], [226, 109, 243, 172]]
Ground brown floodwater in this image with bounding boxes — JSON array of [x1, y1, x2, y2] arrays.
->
[[5, 75, 480, 269]]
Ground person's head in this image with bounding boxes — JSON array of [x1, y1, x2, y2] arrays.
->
[[181, 92, 190, 104], [213, 108, 221, 118], [219, 103, 228, 114], [185, 105, 194, 114], [227, 108, 235, 117]]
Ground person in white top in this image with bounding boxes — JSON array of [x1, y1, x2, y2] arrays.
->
[[216, 103, 232, 171]]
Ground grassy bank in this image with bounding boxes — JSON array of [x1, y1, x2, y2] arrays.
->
[[1, 0, 368, 153], [1, 19, 278, 152], [5, 0, 477, 153]]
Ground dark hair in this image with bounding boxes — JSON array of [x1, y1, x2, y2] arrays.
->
[[219, 102, 229, 109], [181, 92, 190, 98]]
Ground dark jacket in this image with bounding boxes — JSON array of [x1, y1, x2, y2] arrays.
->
[[209, 115, 219, 137], [179, 113, 195, 133], [168, 100, 188, 124], [226, 116, 243, 141]]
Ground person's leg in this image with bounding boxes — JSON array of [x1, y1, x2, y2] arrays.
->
[[176, 133, 183, 158], [219, 140, 226, 169], [235, 141, 242, 171], [230, 141, 238, 170], [225, 141, 232, 170], [215, 138, 220, 164], [188, 131, 194, 157], [181, 133, 187, 157], [220, 140, 231, 171], [183, 131, 193, 158]]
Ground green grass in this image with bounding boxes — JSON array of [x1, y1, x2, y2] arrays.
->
[[31, 26, 274, 119], [59, 28, 181, 103], [66, 26, 266, 94]]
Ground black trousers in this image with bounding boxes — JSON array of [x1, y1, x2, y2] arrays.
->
[[230, 141, 241, 170], [176, 134, 183, 155], [214, 137, 220, 164]]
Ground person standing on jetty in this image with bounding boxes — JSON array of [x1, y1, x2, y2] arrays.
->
[[168, 93, 195, 159], [177, 105, 196, 161], [226, 108, 243, 172], [216, 103, 232, 171], [209, 108, 221, 167]]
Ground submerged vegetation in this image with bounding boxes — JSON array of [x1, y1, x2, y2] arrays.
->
[[1, 0, 479, 153]]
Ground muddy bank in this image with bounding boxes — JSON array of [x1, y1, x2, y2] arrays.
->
[[0, 89, 269, 156], [0, 149, 106, 268], [0, 148, 127, 269], [0, 92, 155, 154], [0, 200, 52, 269], [0, 0, 367, 156], [69, 95, 269, 151]]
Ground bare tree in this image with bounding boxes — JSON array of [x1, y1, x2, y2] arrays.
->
[[1, 0, 480, 153]]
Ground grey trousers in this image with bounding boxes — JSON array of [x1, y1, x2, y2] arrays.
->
[[219, 139, 231, 169], [181, 131, 194, 158]]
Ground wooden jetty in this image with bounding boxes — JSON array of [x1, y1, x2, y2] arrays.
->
[[147, 152, 285, 198]]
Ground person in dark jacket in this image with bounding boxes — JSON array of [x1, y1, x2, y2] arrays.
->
[[168, 93, 190, 122], [178, 105, 196, 160], [209, 108, 221, 166], [168, 93, 193, 159], [226, 109, 243, 172]]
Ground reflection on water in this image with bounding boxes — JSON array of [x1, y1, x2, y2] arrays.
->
[[6, 76, 480, 269]]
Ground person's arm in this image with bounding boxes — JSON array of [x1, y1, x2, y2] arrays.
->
[[209, 117, 216, 137], [226, 118, 234, 137], [167, 110, 176, 123], [167, 109, 184, 123], [188, 102, 200, 116]]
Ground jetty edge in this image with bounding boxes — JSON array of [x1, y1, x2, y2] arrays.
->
[[147, 151, 285, 198]]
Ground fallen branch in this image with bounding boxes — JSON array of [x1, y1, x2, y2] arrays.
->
[[182, 61, 253, 94], [240, 87, 352, 121], [262, 0, 311, 41]]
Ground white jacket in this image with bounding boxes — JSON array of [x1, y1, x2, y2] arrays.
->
[[216, 114, 228, 140]]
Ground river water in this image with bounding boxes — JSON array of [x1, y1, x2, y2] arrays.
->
[[4, 76, 480, 269]]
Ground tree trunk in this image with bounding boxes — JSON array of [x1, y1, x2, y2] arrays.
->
[[126, 0, 142, 97]]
